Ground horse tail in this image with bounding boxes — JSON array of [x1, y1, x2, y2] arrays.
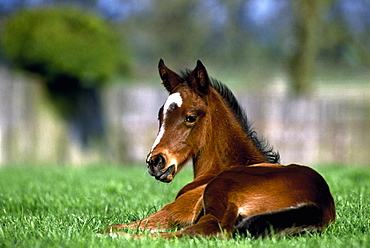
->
[[234, 203, 326, 238]]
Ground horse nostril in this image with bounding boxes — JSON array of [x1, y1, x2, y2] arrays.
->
[[148, 154, 166, 170]]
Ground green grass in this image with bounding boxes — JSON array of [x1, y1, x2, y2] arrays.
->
[[0, 164, 369, 247]]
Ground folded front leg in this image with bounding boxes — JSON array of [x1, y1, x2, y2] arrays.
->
[[101, 183, 206, 234]]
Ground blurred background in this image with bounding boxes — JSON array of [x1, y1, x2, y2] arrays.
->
[[0, 0, 369, 166]]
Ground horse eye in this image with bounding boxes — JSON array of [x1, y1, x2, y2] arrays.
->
[[185, 115, 197, 123]]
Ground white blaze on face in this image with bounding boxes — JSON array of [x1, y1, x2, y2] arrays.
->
[[150, 93, 183, 153]]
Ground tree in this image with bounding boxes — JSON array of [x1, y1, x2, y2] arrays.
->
[[1, 6, 130, 148], [289, 0, 335, 96]]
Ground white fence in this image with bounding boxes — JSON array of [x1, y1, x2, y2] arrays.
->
[[0, 67, 369, 166]]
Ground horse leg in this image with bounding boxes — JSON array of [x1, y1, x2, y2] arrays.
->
[[105, 180, 240, 239], [103, 208, 176, 233], [177, 203, 239, 238], [101, 184, 206, 233], [114, 209, 238, 240], [105, 214, 228, 239], [172, 181, 240, 238]]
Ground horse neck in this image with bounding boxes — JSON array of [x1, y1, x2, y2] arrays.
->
[[192, 91, 267, 179]]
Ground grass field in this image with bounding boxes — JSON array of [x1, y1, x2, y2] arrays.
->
[[0, 164, 369, 248]]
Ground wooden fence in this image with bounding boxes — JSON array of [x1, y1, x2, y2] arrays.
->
[[0, 67, 369, 166]]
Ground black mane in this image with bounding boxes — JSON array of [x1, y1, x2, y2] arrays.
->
[[181, 70, 280, 164], [210, 80, 280, 164]]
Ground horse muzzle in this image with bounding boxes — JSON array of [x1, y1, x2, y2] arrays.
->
[[147, 154, 176, 183]]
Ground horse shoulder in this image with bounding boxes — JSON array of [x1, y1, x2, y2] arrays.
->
[[176, 175, 214, 199]]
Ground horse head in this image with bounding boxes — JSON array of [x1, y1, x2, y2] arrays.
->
[[146, 59, 211, 182]]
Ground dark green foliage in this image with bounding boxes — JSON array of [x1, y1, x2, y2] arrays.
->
[[2, 7, 129, 86]]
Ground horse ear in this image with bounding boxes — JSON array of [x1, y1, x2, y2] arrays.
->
[[189, 60, 210, 96], [158, 59, 182, 93]]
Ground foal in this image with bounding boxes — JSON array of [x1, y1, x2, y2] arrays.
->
[[103, 60, 335, 238]]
